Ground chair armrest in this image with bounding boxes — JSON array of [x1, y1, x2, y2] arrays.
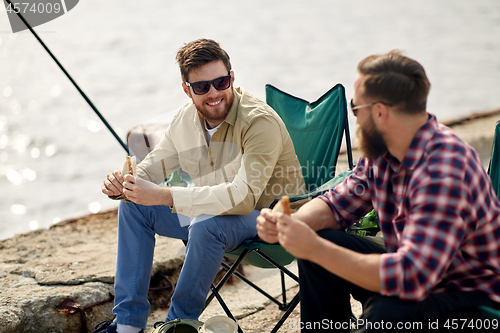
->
[[269, 169, 353, 209]]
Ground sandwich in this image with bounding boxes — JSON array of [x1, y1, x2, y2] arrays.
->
[[272, 195, 291, 215], [121, 155, 137, 177]]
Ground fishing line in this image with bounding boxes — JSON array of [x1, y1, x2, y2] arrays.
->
[[4, 0, 129, 154]]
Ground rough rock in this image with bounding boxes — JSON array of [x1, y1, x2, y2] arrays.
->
[[0, 209, 185, 333]]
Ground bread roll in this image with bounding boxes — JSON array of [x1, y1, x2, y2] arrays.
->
[[272, 195, 291, 215], [121, 156, 137, 177]]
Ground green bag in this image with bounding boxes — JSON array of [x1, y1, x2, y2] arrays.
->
[[349, 210, 380, 236], [151, 319, 204, 333]]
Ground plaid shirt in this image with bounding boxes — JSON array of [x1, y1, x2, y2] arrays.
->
[[321, 114, 500, 302]]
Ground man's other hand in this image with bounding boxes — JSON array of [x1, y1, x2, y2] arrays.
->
[[256, 208, 279, 244], [102, 170, 124, 196], [276, 213, 319, 261], [123, 175, 173, 206]]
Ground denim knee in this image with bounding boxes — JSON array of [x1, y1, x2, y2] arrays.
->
[[188, 218, 224, 244]]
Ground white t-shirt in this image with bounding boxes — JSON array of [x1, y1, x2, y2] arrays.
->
[[205, 120, 221, 145]]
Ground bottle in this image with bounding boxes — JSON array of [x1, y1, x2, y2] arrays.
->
[[167, 169, 186, 187]]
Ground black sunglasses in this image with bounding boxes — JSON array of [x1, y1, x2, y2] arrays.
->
[[185, 72, 232, 95], [349, 98, 393, 116]]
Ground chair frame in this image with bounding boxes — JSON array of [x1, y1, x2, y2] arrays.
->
[[204, 239, 300, 333]]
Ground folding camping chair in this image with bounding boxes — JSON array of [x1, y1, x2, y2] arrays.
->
[[479, 121, 500, 320], [203, 83, 354, 333]]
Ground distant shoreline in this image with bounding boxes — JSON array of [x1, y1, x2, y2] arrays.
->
[[441, 108, 500, 127]]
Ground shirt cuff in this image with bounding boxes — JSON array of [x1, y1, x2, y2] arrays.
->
[[379, 252, 402, 297], [319, 195, 346, 231], [170, 187, 193, 216]]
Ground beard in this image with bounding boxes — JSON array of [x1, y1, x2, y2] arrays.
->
[[357, 115, 388, 161], [195, 90, 234, 125]]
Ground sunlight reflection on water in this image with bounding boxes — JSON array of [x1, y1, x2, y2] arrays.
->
[[0, 0, 499, 240]]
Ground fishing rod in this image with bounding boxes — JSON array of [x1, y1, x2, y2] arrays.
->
[[5, 0, 129, 154]]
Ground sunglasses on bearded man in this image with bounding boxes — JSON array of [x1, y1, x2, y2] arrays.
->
[[185, 72, 232, 95], [349, 98, 394, 116]]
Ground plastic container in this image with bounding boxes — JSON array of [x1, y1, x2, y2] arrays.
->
[[200, 316, 238, 333]]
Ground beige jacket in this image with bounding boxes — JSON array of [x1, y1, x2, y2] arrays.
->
[[130, 87, 305, 216]]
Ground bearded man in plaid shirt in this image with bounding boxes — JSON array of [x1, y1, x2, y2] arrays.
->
[[257, 50, 500, 332]]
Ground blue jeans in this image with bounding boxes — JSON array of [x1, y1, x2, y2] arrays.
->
[[113, 201, 259, 328]]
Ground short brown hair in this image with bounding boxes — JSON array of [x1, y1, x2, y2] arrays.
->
[[357, 50, 430, 114], [176, 39, 232, 83]]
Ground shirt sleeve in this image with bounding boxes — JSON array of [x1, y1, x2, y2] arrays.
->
[[170, 116, 284, 217], [379, 174, 467, 300], [136, 123, 181, 185], [319, 157, 374, 230]]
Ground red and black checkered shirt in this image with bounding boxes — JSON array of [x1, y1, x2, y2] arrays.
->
[[321, 114, 500, 302]]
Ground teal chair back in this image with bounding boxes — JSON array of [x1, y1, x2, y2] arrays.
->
[[479, 122, 500, 320], [265, 84, 353, 192], [488, 121, 500, 196]]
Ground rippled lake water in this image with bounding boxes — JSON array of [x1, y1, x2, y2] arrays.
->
[[1, 0, 500, 240]]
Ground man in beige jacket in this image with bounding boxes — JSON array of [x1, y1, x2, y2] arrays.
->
[[98, 39, 304, 333]]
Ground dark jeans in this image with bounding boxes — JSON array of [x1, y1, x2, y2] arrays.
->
[[297, 230, 500, 332]]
